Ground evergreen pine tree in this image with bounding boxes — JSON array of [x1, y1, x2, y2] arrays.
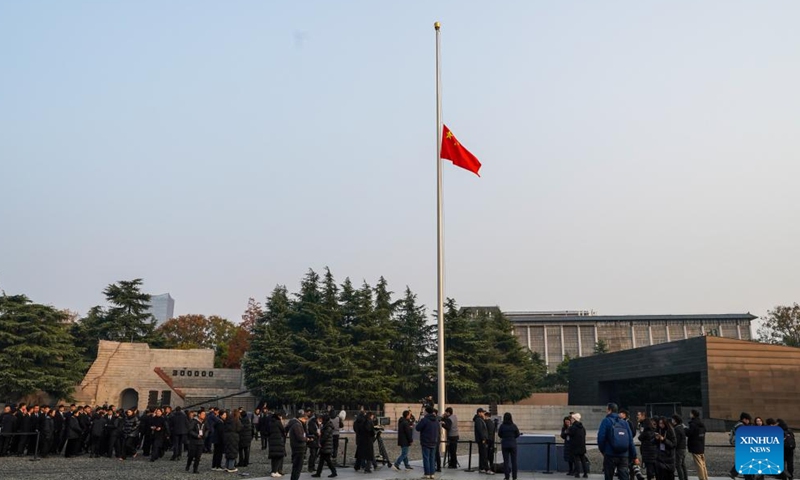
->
[[0, 294, 85, 401], [242, 285, 305, 403], [441, 298, 481, 402], [391, 287, 435, 401]]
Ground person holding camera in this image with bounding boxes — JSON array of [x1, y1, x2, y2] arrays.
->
[[416, 406, 440, 479], [654, 417, 676, 480], [474, 408, 493, 475]]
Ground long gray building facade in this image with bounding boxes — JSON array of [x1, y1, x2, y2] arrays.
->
[[505, 310, 756, 371]]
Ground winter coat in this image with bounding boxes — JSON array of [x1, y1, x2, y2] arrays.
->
[[397, 417, 413, 447], [267, 415, 287, 459], [123, 415, 140, 438], [67, 415, 82, 439], [567, 421, 587, 455], [149, 416, 167, 441], [416, 413, 440, 449], [497, 421, 520, 449], [206, 413, 222, 444], [320, 420, 334, 455], [686, 417, 706, 454], [355, 416, 375, 459], [597, 413, 637, 459], [655, 427, 677, 471], [0, 412, 16, 434], [561, 425, 573, 458], [673, 423, 687, 451], [170, 410, 189, 436], [308, 418, 321, 449], [91, 414, 106, 436], [188, 418, 206, 446], [41, 415, 54, 438], [639, 424, 657, 464], [474, 415, 489, 443], [486, 417, 497, 444], [239, 414, 253, 445], [287, 418, 307, 453], [223, 417, 242, 459]]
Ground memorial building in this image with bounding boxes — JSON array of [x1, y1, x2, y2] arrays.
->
[[74, 340, 255, 412], [503, 310, 756, 370]]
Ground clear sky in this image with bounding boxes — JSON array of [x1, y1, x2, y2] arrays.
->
[[2, 1, 799, 327]]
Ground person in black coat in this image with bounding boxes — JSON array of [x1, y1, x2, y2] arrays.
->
[[169, 406, 189, 461], [121, 409, 140, 460], [639, 418, 657, 480], [15, 406, 32, 456], [288, 413, 310, 480], [307, 414, 321, 472], [149, 408, 168, 462], [267, 412, 287, 476], [654, 417, 676, 480], [313, 415, 337, 478], [686, 410, 707, 480], [498, 413, 520, 480], [474, 408, 491, 474], [186, 411, 206, 474], [486, 413, 498, 471], [355, 411, 376, 473], [211, 410, 226, 471], [89, 409, 107, 458], [568, 413, 589, 478], [671, 415, 688, 480], [65, 411, 83, 457], [223, 410, 242, 472], [238, 409, 254, 467], [259, 409, 271, 450], [40, 409, 55, 458], [392, 410, 414, 471], [561, 416, 574, 475], [0, 406, 16, 457]]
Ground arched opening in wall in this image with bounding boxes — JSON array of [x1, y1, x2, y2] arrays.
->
[[120, 388, 139, 410]]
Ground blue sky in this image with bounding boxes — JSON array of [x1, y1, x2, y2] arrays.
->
[[2, 1, 799, 327]]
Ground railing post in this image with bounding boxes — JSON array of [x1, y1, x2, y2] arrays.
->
[[465, 440, 476, 472], [542, 440, 553, 474], [340, 437, 348, 467]]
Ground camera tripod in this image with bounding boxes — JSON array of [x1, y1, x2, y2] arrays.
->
[[373, 429, 391, 466]]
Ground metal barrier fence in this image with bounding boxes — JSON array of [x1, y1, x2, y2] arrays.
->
[[0, 431, 42, 461]]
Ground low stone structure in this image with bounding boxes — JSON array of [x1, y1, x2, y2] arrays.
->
[[74, 340, 255, 412]]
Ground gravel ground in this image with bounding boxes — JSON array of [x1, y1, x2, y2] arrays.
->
[[0, 432, 795, 480]]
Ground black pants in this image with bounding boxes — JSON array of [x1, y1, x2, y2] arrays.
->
[[16, 434, 29, 455], [675, 450, 687, 480], [172, 434, 186, 458], [786, 450, 795, 480], [92, 435, 103, 456], [478, 442, 489, 471], [261, 434, 268, 450], [186, 444, 203, 473], [65, 438, 80, 457], [447, 436, 459, 467], [316, 452, 337, 476], [150, 435, 163, 461], [239, 444, 250, 466], [40, 435, 53, 457], [0, 435, 12, 456], [122, 436, 138, 459], [291, 449, 305, 480], [308, 446, 319, 471], [332, 435, 340, 463], [212, 442, 224, 468], [603, 456, 630, 480], [502, 447, 518, 480], [574, 453, 590, 475], [142, 433, 152, 456], [271, 455, 285, 474]]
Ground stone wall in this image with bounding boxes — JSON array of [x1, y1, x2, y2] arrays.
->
[[382, 403, 606, 433]]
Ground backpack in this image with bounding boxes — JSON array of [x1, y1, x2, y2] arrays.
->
[[610, 417, 631, 454]]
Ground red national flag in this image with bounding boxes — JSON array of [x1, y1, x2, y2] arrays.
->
[[440, 124, 481, 177]]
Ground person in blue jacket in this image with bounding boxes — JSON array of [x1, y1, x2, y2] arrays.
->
[[597, 403, 640, 480], [415, 407, 440, 479]]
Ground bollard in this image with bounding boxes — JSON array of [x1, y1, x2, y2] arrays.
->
[[465, 441, 476, 472]]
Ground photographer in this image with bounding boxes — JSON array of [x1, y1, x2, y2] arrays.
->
[[392, 410, 414, 471], [442, 407, 459, 468]]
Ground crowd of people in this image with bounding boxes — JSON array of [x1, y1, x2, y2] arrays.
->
[[0, 402, 347, 476], [595, 403, 797, 480]]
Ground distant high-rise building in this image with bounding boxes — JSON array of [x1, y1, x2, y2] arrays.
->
[[148, 293, 175, 325]]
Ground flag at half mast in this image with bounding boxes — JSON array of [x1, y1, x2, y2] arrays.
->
[[440, 124, 481, 176]]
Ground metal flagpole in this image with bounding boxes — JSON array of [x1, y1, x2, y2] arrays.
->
[[434, 21, 446, 416]]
